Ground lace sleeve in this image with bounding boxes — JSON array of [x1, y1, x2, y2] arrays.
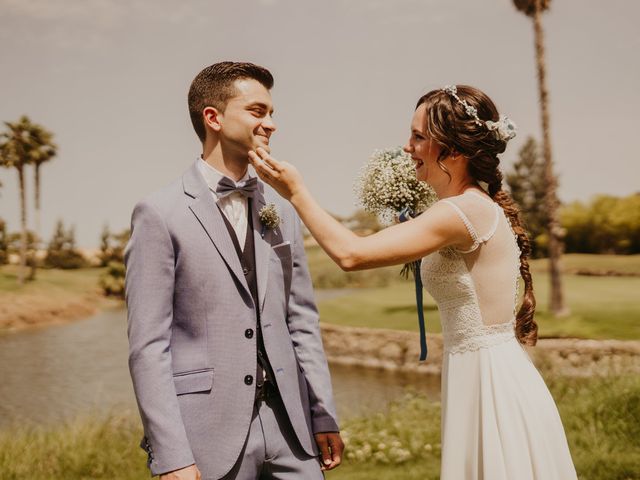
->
[[441, 191, 501, 253], [441, 199, 480, 253]]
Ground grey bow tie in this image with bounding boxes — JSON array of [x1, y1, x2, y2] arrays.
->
[[215, 176, 259, 199]]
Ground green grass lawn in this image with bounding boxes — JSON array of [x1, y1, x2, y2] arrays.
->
[[534, 272, 640, 339], [307, 250, 640, 289], [316, 255, 640, 340], [2, 253, 637, 340], [306, 244, 407, 289], [530, 254, 640, 275], [0, 265, 104, 296], [2, 374, 637, 480]]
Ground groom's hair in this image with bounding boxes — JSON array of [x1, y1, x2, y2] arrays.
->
[[188, 61, 274, 142]]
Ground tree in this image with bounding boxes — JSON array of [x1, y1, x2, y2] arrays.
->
[[30, 124, 57, 237], [559, 201, 592, 253], [98, 226, 129, 266], [561, 194, 640, 254], [0, 219, 8, 265], [44, 219, 87, 269], [6, 229, 39, 280], [99, 224, 112, 267], [0, 116, 35, 283], [513, 0, 568, 315], [0, 116, 56, 282], [506, 137, 548, 257]]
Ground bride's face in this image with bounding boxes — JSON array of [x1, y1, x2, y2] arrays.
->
[[403, 104, 447, 186]]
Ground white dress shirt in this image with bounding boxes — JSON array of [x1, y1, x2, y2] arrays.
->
[[197, 158, 251, 245]]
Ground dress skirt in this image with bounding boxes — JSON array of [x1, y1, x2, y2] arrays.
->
[[439, 337, 578, 480]]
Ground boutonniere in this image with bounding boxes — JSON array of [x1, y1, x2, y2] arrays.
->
[[258, 203, 281, 237]]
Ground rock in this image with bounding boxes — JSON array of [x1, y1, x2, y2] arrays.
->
[[320, 323, 640, 377]]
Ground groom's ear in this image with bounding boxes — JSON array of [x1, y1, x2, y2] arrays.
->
[[203, 106, 222, 133]]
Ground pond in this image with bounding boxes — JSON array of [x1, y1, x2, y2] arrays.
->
[[0, 307, 440, 429]]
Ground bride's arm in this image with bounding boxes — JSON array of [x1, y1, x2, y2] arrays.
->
[[249, 148, 470, 271]]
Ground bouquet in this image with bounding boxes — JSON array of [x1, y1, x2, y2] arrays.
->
[[354, 147, 436, 226], [354, 147, 437, 277], [354, 147, 437, 361]]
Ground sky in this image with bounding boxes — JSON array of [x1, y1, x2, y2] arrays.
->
[[0, 0, 638, 247]]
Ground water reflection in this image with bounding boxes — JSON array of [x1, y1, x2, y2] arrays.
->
[[0, 308, 439, 429]]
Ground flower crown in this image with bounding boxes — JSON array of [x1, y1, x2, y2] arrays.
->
[[442, 85, 517, 142]]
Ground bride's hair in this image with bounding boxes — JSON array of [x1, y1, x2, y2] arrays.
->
[[416, 85, 538, 346]]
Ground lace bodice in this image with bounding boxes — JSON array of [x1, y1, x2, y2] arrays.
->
[[420, 191, 521, 354]]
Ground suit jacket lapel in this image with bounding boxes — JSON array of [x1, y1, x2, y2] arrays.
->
[[251, 186, 272, 312], [183, 162, 251, 297]]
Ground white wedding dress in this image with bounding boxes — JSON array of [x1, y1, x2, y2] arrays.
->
[[420, 190, 577, 480]]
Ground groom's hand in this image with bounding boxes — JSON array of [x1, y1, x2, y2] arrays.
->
[[159, 464, 201, 480], [315, 432, 344, 471]]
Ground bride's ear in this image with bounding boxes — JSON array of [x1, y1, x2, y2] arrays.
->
[[449, 150, 467, 164]]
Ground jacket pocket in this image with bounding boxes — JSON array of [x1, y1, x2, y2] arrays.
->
[[172, 368, 214, 395]]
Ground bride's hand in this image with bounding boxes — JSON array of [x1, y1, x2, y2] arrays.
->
[[248, 147, 306, 201]]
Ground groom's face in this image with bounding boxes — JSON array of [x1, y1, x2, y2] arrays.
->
[[217, 78, 276, 159]]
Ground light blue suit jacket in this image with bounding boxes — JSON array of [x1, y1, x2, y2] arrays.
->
[[125, 161, 339, 479]]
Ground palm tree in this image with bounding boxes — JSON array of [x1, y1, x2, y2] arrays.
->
[[0, 116, 54, 283], [30, 124, 57, 238], [513, 0, 568, 316]]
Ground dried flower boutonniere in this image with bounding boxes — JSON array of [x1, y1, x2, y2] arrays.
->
[[258, 203, 280, 237]]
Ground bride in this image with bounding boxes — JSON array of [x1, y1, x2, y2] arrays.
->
[[248, 84, 577, 479]]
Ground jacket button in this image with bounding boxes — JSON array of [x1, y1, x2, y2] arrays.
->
[[244, 375, 254, 385], [245, 328, 254, 339]]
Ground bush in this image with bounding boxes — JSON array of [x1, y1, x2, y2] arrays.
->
[[562, 194, 640, 254], [343, 392, 441, 467], [98, 225, 129, 267], [99, 261, 125, 298]]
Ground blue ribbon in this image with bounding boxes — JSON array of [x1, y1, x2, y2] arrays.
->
[[414, 261, 427, 361], [398, 206, 428, 361]]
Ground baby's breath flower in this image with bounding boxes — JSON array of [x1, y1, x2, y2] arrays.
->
[[354, 147, 436, 226]]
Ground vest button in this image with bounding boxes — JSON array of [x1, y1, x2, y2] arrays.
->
[[244, 375, 254, 386], [245, 328, 254, 339], [243, 267, 249, 275]]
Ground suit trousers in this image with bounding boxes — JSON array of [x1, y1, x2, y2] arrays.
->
[[220, 392, 324, 480]]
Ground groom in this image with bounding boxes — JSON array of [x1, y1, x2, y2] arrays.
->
[[125, 61, 343, 479]]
